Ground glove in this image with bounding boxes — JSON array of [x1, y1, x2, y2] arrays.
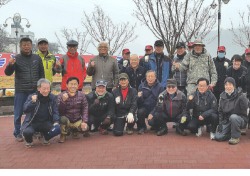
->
[[144, 56, 149, 62], [158, 95, 164, 103], [123, 60, 128, 67], [115, 96, 121, 104], [180, 116, 187, 124], [126, 113, 134, 123], [102, 117, 111, 125]]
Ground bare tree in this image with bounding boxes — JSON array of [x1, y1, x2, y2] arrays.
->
[[230, 5, 250, 48], [0, 29, 12, 52], [55, 28, 90, 55], [0, 0, 11, 8], [82, 5, 137, 55], [133, 0, 216, 58]]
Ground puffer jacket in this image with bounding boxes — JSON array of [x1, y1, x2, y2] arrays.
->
[[57, 91, 88, 123], [21, 93, 59, 132], [179, 49, 217, 85], [219, 88, 248, 123], [4, 52, 45, 92]]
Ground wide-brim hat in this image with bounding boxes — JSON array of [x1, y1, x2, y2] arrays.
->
[[193, 39, 205, 47]]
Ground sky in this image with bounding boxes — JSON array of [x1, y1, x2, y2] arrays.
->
[[0, 0, 249, 57]]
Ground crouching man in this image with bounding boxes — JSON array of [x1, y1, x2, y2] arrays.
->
[[21, 78, 61, 148], [57, 77, 89, 143], [86, 79, 115, 135]]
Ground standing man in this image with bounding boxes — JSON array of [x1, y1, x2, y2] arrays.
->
[[213, 46, 231, 101], [87, 41, 119, 92], [118, 48, 131, 71], [36, 38, 61, 83], [173, 39, 218, 96], [60, 40, 86, 91], [139, 45, 153, 69], [5, 37, 45, 142]]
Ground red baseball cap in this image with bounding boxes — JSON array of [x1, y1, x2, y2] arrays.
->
[[245, 48, 250, 54], [122, 48, 130, 54], [187, 42, 194, 47], [217, 46, 226, 52], [145, 45, 153, 50]]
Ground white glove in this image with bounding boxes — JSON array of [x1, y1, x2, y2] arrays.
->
[[126, 113, 134, 123], [145, 55, 149, 62], [115, 96, 121, 104], [123, 60, 128, 67]]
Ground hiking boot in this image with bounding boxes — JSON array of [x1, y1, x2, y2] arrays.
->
[[228, 138, 240, 145], [16, 134, 24, 142], [196, 127, 202, 137], [98, 127, 108, 135], [156, 128, 167, 136], [210, 132, 215, 140], [43, 139, 50, 146], [138, 128, 146, 135], [126, 127, 134, 135], [58, 135, 66, 143], [72, 132, 80, 139], [83, 131, 90, 137], [25, 142, 34, 148], [176, 126, 187, 136]]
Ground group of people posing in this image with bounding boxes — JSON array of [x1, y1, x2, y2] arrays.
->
[[4, 37, 250, 148]]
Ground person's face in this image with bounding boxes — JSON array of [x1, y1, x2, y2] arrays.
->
[[38, 83, 50, 96], [154, 46, 164, 54], [166, 85, 177, 94], [188, 46, 193, 51], [245, 54, 250, 62], [146, 72, 156, 86], [66, 79, 79, 93], [122, 53, 130, 60], [233, 60, 241, 70], [95, 85, 106, 96], [38, 42, 49, 53], [67, 45, 78, 54], [98, 44, 108, 55], [197, 80, 208, 94], [176, 47, 185, 55], [20, 41, 32, 54], [225, 82, 234, 93], [130, 56, 139, 69], [145, 49, 153, 55], [119, 78, 129, 89], [193, 45, 203, 54]]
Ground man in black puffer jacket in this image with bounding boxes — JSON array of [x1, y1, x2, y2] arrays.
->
[[5, 37, 45, 142]]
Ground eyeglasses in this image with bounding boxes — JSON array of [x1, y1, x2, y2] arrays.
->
[[167, 86, 176, 89]]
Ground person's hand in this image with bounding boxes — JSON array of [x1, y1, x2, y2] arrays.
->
[[90, 61, 95, 67], [126, 113, 134, 123], [62, 93, 69, 102], [188, 95, 194, 101], [198, 115, 204, 121], [31, 95, 37, 103], [115, 96, 121, 104], [138, 91, 143, 97], [173, 61, 180, 69], [81, 122, 88, 131], [147, 114, 153, 121], [208, 84, 214, 91], [123, 60, 128, 67], [9, 57, 16, 65]]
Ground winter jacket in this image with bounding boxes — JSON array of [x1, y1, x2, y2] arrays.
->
[[152, 90, 187, 121], [86, 91, 115, 120], [241, 60, 250, 95], [137, 80, 164, 113], [219, 88, 248, 123], [21, 93, 59, 131], [112, 87, 137, 118], [213, 57, 231, 94], [178, 49, 217, 85], [226, 65, 247, 92], [60, 52, 86, 90], [36, 50, 62, 82], [87, 55, 119, 89], [187, 89, 218, 119], [4, 52, 45, 92], [172, 52, 187, 87], [121, 66, 146, 90], [57, 91, 88, 123]]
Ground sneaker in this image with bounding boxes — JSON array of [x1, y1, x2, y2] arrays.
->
[[43, 139, 50, 145], [126, 128, 134, 135], [228, 138, 240, 145], [210, 132, 215, 140], [176, 126, 187, 136], [72, 132, 80, 139], [196, 127, 202, 137], [16, 134, 24, 142], [25, 142, 34, 148], [58, 135, 66, 143], [138, 128, 145, 135], [156, 128, 167, 136], [98, 127, 108, 135], [83, 131, 90, 137]]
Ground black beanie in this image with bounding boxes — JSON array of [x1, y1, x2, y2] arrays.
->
[[224, 77, 236, 87]]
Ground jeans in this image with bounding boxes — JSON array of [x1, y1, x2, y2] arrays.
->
[[13, 92, 32, 137]]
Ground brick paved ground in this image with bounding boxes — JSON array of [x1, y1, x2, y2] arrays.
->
[[1, 116, 250, 169]]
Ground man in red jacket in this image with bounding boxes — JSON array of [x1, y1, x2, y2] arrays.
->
[[60, 40, 86, 91]]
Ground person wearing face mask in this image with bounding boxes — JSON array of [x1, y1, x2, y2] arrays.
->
[[214, 77, 248, 145], [213, 46, 231, 102]]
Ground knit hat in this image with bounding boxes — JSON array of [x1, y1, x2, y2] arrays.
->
[[224, 77, 236, 87], [167, 79, 177, 87]]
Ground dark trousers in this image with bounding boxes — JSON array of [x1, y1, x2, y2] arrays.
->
[[113, 117, 135, 136], [14, 92, 32, 137], [88, 114, 110, 130], [23, 121, 53, 143], [187, 113, 218, 133], [137, 107, 149, 130]]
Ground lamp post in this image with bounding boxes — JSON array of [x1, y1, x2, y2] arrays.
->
[[211, 0, 230, 47], [3, 13, 31, 53]]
